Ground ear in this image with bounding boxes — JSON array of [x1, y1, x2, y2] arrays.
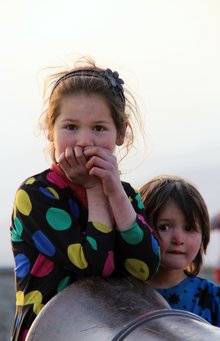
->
[[116, 122, 127, 146], [47, 132, 53, 142], [116, 134, 125, 146]]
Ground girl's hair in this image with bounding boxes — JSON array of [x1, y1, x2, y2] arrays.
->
[[140, 175, 210, 276], [40, 57, 142, 162]]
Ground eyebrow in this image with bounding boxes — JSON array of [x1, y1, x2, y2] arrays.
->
[[61, 118, 112, 124], [157, 218, 172, 223], [156, 218, 180, 225]]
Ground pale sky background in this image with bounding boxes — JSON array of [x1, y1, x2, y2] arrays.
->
[[1, 0, 220, 267]]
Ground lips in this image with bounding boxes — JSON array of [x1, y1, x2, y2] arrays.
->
[[168, 251, 185, 255]]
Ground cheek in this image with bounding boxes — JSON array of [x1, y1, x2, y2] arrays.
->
[[54, 132, 72, 151], [188, 235, 202, 256], [158, 239, 168, 255], [98, 137, 116, 152]]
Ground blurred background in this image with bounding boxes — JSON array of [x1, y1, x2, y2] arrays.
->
[[1, 1, 220, 339]]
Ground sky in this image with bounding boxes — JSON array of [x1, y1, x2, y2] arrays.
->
[[1, 0, 220, 267]]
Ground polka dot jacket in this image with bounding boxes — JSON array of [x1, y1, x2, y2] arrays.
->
[[157, 276, 220, 327], [10, 163, 160, 340]]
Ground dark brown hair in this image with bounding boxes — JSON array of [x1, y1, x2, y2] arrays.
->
[[140, 175, 210, 276]]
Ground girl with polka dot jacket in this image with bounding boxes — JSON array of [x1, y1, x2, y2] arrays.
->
[[140, 175, 220, 327], [10, 58, 160, 340]]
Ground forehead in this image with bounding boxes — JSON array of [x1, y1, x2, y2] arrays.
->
[[157, 199, 202, 229], [57, 94, 115, 124], [158, 200, 185, 219], [60, 94, 110, 112]]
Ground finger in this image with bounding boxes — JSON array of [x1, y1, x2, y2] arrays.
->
[[89, 167, 121, 193], [86, 157, 108, 172], [86, 153, 117, 173], [84, 146, 111, 160], [74, 146, 87, 166], [58, 152, 70, 168], [64, 147, 78, 167]]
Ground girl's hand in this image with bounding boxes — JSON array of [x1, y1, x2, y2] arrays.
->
[[83, 146, 123, 197], [84, 146, 136, 232], [58, 146, 100, 188]]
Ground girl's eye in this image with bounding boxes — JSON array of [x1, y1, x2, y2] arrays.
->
[[185, 225, 198, 233], [94, 125, 105, 132], [66, 124, 77, 131], [157, 224, 170, 232]]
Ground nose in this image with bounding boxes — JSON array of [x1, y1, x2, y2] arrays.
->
[[76, 131, 94, 148], [171, 228, 185, 245]]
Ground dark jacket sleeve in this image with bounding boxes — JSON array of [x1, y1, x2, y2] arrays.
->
[[115, 182, 160, 281]]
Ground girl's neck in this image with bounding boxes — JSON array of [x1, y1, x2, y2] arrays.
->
[[148, 267, 188, 289]]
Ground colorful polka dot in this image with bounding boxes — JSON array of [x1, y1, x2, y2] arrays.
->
[[15, 254, 30, 278], [15, 189, 32, 216], [125, 258, 149, 281], [92, 221, 112, 233], [135, 193, 145, 209], [26, 177, 35, 185], [14, 217, 23, 236], [46, 207, 72, 230], [16, 291, 24, 305], [11, 229, 23, 243], [13, 202, 16, 219], [33, 302, 44, 315], [20, 329, 29, 341], [137, 214, 147, 226], [120, 223, 144, 245], [57, 276, 71, 292], [11, 217, 23, 242], [24, 290, 43, 305], [86, 236, 97, 250], [68, 199, 80, 219], [31, 254, 54, 277], [102, 251, 114, 277], [16, 290, 44, 317], [15, 311, 22, 329], [16, 289, 42, 304], [67, 243, 88, 269], [39, 186, 59, 200], [152, 235, 160, 255], [32, 231, 56, 256]]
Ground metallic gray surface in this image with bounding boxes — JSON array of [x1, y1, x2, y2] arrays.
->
[[26, 276, 220, 340]]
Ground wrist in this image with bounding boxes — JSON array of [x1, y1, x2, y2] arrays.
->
[[85, 182, 103, 194]]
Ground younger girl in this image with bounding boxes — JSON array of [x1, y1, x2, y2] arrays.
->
[[10, 58, 160, 340], [140, 175, 220, 327]]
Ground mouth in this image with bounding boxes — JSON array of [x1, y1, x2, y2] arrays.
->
[[168, 251, 185, 255]]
